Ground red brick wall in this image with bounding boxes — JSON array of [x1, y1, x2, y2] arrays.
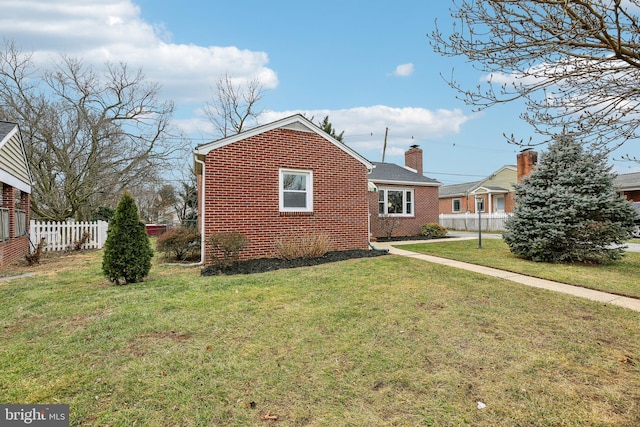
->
[[624, 190, 640, 202], [0, 236, 30, 267], [368, 184, 439, 238], [201, 128, 370, 261], [440, 192, 516, 214], [439, 195, 472, 214], [0, 185, 30, 267]]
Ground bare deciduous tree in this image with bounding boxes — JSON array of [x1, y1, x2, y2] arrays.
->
[[0, 40, 180, 220], [203, 73, 265, 137], [429, 0, 640, 154]]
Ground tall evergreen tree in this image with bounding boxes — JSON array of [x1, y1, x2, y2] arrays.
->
[[504, 137, 639, 264], [102, 193, 153, 284]]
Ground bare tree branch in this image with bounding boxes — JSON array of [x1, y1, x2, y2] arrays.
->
[[203, 73, 265, 137], [0, 40, 182, 220], [429, 0, 640, 156]]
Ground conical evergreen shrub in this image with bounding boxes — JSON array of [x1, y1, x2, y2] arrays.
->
[[102, 193, 153, 284], [504, 136, 639, 264]]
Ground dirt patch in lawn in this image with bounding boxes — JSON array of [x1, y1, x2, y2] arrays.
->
[[0, 249, 100, 278], [201, 249, 388, 276]]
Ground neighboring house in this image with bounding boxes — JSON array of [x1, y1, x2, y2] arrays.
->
[[193, 114, 374, 261], [0, 121, 32, 268], [368, 145, 441, 238], [439, 149, 538, 215], [615, 171, 640, 202]]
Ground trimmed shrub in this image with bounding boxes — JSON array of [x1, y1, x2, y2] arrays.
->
[[275, 232, 333, 260], [422, 223, 448, 239], [209, 232, 248, 270], [102, 193, 153, 285], [156, 227, 201, 261]]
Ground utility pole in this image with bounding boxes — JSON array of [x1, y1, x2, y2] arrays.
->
[[381, 127, 389, 163]]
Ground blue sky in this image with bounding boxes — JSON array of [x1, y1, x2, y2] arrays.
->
[[4, 0, 639, 184]]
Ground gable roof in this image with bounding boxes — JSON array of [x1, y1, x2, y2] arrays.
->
[[0, 121, 32, 194], [438, 180, 482, 198], [368, 161, 440, 187], [614, 171, 640, 191], [194, 114, 373, 171], [439, 165, 516, 198]]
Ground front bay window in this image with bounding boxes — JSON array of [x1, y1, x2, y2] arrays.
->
[[378, 188, 413, 216]]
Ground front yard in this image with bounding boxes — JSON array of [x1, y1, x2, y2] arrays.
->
[[402, 238, 640, 299], [1, 249, 639, 426]]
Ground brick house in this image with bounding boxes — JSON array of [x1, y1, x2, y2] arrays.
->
[[439, 149, 538, 215], [0, 121, 32, 268], [368, 145, 441, 239], [615, 171, 640, 202], [193, 114, 374, 262]]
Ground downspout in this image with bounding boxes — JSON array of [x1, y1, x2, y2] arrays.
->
[[367, 183, 389, 253], [190, 154, 206, 266]]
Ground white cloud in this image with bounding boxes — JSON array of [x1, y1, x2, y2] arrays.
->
[[391, 63, 414, 77], [2, 1, 476, 164], [258, 105, 474, 161], [1, 0, 278, 103]]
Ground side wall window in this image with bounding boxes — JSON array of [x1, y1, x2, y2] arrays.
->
[[452, 198, 461, 213], [279, 169, 313, 212]]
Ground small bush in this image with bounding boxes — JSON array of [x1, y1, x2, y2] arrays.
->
[[275, 232, 333, 260], [73, 231, 91, 251], [209, 232, 249, 270], [378, 215, 401, 239], [156, 227, 201, 261], [422, 223, 448, 239]]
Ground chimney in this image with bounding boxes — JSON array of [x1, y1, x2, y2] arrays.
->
[[405, 145, 423, 175], [517, 149, 538, 182]]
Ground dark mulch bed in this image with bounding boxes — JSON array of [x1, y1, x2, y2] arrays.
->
[[375, 235, 450, 242], [201, 249, 388, 276]]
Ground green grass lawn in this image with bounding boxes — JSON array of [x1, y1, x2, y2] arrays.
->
[[401, 238, 640, 299], [1, 249, 639, 426]]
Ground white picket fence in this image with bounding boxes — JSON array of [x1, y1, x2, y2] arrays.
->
[[29, 220, 109, 253], [439, 212, 512, 232]]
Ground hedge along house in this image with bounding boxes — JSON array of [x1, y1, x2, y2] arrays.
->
[[0, 121, 32, 268], [368, 145, 441, 239], [193, 114, 374, 262]]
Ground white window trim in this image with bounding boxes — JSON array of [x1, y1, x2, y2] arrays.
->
[[452, 198, 462, 213], [279, 168, 313, 212], [378, 187, 414, 217]]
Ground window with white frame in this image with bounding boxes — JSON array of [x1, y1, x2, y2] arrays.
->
[[279, 169, 313, 212], [378, 188, 413, 216], [452, 198, 462, 213]]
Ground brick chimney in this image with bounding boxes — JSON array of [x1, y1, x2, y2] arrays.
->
[[405, 145, 423, 175], [517, 149, 538, 182]]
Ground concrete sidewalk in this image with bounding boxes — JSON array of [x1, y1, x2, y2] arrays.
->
[[374, 239, 640, 313]]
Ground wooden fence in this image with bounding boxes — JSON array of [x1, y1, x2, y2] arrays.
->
[[29, 220, 109, 253], [439, 212, 512, 232]]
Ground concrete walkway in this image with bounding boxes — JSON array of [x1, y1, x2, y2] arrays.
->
[[0, 272, 34, 282], [374, 238, 640, 313]]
